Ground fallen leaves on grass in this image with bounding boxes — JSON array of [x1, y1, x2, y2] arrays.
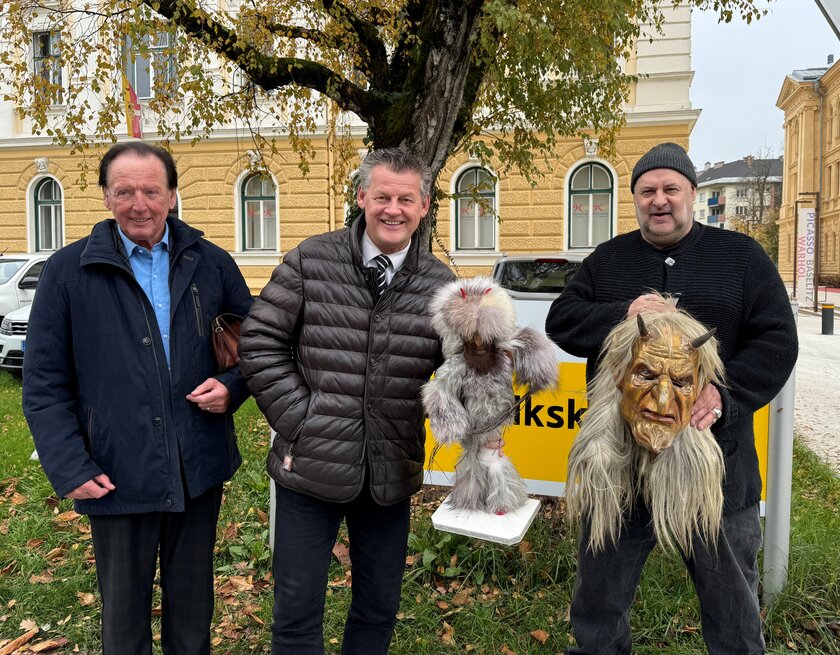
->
[[0, 628, 38, 655], [530, 629, 549, 644], [217, 575, 254, 595], [331, 541, 350, 567], [75, 592, 95, 607], [440, 620, 454, 645], [28, 571, 53, 585], [52, 511, 80, 524], [25, 636, 69, 652]]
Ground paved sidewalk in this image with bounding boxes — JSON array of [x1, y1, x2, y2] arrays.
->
[[793, 308, 840, 474], [790, 286, 840, 313]]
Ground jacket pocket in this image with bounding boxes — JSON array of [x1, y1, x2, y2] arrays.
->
[[191, 283, 204, 338]]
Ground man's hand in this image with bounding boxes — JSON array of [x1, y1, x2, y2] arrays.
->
[[187, 377, 231, 413], [627, 293, 678, 317], [691, 383, 723, 431], [67, 473, 115, 500]]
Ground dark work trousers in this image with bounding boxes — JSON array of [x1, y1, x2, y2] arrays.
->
[[88, 485, 223, 655], [568, 503, 764, 655], [271, 481, 411, 655]]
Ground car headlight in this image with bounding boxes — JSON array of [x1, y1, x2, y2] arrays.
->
[[0, 317, 11, 335]]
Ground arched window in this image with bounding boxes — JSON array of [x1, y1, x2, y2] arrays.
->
[[568, 162, 613, 249], [455, 167, 496, 250], [33, 177, 63, 251], [241, 174, 277, 251]]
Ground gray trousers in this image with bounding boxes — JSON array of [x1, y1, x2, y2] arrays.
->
[[568, 503, 765, 655]]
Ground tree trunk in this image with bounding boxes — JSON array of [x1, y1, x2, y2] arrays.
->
[[366, 0, 486, 249]]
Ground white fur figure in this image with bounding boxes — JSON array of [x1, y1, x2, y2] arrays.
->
[[422, 276, 559, 514]]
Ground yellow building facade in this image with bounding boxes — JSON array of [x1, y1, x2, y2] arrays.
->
[[777, 62, 840, 295], [0, 126, 692, 293]]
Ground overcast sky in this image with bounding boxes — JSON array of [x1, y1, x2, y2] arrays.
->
[[689, 0, 839, 168]]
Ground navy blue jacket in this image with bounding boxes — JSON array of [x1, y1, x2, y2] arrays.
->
[[23, 218, 253, 515]]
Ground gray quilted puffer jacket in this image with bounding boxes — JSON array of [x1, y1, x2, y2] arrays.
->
[[239, 219, 455, 505]]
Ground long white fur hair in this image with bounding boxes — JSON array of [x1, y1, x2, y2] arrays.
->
[[565, 309, 725, 555]]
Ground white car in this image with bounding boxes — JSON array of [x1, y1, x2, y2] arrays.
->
[[491, 252, 588, 330], [0, 253, 50, 322], [0, 304, 30, 374]]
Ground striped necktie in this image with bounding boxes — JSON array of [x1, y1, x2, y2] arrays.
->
[[372, 254, 391, 295]]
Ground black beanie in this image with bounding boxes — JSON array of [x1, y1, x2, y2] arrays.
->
[[631, 142, 697, 191]]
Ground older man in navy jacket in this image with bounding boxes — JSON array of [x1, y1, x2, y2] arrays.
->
[[23, 142, 253, 655]]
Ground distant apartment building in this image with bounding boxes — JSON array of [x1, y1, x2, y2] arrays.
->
[[1, 4, 700, 291], [692, 157, 782, 231]]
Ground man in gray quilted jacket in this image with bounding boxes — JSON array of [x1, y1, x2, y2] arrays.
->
[[239, 148, 454, 654]]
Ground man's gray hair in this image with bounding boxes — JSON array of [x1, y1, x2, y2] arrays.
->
[[357, 148, 432, 201]]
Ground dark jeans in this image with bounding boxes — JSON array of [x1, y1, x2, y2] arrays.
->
[[568, 503, 764, 655], [88, 485, 223, 655], [271, 482, 411, 655]]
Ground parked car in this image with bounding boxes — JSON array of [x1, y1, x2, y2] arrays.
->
[[0, 303, 30, 374], [0, 253, 50, 322], [491, 252, 587, 331]]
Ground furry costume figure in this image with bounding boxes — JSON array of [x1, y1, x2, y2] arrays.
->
[[421, 276, 559, 514], [565, 309, 725, 555]]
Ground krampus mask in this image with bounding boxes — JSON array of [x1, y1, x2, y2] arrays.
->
[[565, 309, 725, 555], [421, 277, 559, 514]]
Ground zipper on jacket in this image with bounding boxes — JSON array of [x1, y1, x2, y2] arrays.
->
[[191, 284, 204, 337], [137, 289, 172, 464], [281, 422, 306, 472], [87, 407, 95, 452]]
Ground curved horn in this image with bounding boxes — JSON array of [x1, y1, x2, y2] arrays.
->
[[636, 313, 649, 338], [689, 328, 717, 350]]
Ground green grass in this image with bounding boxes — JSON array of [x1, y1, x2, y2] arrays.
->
[[1, 369, 838, 654]]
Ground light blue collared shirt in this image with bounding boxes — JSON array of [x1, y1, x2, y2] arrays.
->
[[117, 224, 172, 365]]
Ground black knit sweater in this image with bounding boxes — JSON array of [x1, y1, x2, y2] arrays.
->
[[546, 223, 798, 513]]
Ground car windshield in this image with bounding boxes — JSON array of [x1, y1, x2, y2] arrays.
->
[[496, 259, 582, 294], [0, 260, 27, 285]]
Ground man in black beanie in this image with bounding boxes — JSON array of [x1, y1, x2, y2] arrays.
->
[[546, 142, 798, 654]]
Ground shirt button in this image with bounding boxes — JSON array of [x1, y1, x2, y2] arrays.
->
[[165, 498, 172, 508], [142, 337, 152, 346], [157, 304, 163, 308], [153, 417, 162, 426]]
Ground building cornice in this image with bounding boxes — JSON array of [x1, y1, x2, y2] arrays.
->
[[624, 108, 701, 127]]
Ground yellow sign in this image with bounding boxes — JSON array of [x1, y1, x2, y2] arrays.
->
[[425, 362, 770, 500]]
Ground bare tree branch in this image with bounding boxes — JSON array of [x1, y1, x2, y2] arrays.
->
[[319, 0, 389, 86], [147, 0, 379, 117]]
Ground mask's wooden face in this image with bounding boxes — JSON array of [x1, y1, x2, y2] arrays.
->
[[619, 331, 700, 453]]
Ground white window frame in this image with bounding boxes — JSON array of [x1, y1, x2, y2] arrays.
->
[[564, 159, 617, 250], [124, 31, 177, 100], [32, 30, 62, 104], [449, 162, 500, 266], [233, 170, 281, 265], [26, 175, 65, 253]]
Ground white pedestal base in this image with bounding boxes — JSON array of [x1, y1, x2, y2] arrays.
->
[[430, 497, 541, 545]]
